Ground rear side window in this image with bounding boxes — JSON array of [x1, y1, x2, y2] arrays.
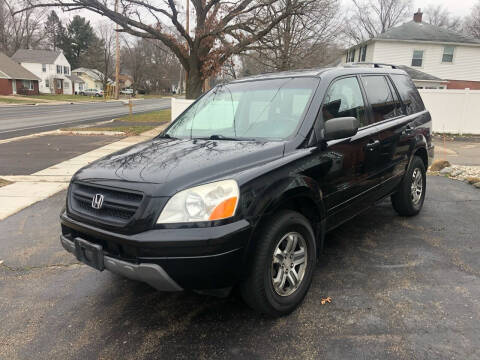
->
[[390, 74, 425, 115], [361, 75, 399, 123], [322, 77, 368, 127]]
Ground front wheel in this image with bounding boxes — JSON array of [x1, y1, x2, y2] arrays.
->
[[391, 156, 426, 216], [240, 210, 316, 317]]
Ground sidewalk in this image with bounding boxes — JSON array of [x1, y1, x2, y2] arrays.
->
[[0, 125, 167, 220]]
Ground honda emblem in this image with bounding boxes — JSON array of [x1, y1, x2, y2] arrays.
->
[[91, 194, 104, 209]]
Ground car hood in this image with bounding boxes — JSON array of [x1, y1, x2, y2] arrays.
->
[[73, 138, 285, 196]]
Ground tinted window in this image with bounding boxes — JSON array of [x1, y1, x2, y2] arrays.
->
[[390, 74, 425, 115], [361, 75, 398, 123], [322, 77, 367, 127]]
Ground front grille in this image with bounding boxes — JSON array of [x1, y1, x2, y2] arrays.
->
[[70, 182, 144, 225]]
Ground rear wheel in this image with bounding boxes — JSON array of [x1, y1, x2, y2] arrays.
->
[[391, 156, 426, 216], [240, 210, 316, 317]]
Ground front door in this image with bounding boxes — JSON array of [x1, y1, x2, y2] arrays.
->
[[12, 80, 17, 94], [55, 79, 63, 94], [316, 76, 383, 230]]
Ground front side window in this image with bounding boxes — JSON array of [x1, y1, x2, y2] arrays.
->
[[411, 50, 424, 67], [166, 78, 317, 140], [361, 75, 398, 122], [322, 77, 367, 127], [442, 46, 455, 63], [21, 80, 33, 90], [390, 74, 425, 115]]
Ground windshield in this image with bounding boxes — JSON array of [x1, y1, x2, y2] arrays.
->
[[165, 77, 318, 140]]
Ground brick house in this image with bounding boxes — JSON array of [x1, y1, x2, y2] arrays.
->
[[340, 9, 480, 90], [0, 52, 40, 95]]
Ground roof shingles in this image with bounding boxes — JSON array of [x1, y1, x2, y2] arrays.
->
[[11, 49, 62, 64], [0, 52, 40, 81], [375, 21, 480, 45]]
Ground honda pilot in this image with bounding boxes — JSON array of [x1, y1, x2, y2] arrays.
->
[[60, 64, 434, 316]]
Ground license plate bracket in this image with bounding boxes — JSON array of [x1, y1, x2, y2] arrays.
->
[[74, 238, 104, 271]]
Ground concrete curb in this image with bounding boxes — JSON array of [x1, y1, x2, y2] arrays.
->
[[0, 123, 168, 221]]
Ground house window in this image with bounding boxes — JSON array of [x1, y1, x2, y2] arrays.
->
[[45, 79, 49, 88], [358, 46, 367, 62], [42, 64, 47, 72], [56, 79, 62, 89], [64, 66, 70, 75], [56, 65, 62, 74], [64, 81, 70, 88], [411, 50, 424, 67], [22, 80, 34, 90], [442, 46, 455, 63], [346, 49, 356, 62], [79, 83, 84, 91]]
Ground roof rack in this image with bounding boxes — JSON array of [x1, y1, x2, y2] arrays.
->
[[344, 62, 399, 69]]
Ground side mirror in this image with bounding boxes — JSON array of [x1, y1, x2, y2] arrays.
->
[[323, 117, 359, 141]]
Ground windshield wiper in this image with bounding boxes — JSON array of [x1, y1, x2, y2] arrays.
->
[[196, 134, 256, 141]]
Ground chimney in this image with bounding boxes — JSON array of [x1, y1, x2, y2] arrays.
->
[[414, 8, 423, 23]]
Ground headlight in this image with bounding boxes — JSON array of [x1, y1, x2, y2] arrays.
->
[[157, 180, 239, 224]]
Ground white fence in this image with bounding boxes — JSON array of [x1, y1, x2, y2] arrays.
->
[[171, 90, 480, 135], [171, 98, 194, 122], [419, 89, 480, 135]]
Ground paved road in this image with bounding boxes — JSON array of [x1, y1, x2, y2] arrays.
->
[[0, 98, 170, 140], [1, 176, 479, 359], [0, 134, 121, 175]]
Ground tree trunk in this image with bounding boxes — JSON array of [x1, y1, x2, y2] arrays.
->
[[185, 65, 203, 100]]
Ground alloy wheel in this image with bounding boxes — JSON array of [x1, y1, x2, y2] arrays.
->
[[411, 168, 423, 205], [271, 232, 308, 297]]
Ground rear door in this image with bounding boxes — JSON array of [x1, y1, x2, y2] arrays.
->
[[319, 76, 384, 229], [359, 74, 412, 198]]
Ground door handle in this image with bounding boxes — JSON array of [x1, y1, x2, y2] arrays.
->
[[366, 140, 380, 151], [403, 124, 415, 135]]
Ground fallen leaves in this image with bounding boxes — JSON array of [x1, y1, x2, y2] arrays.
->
[[321, 296, 332, 305]]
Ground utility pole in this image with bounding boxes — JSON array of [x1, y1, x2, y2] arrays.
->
[[185, 0, 189, 95], [114, 0, 120, 100]]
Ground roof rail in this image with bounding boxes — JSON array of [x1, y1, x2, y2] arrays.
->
[[344, 62, 399, 69]]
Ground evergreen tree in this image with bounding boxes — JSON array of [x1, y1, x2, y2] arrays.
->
[[44, 10, 64, 51], [61, 15, 98, 69]]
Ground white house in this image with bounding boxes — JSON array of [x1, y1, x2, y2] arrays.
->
[[339, 10, 480, 90], [11, 49, 73, 95]]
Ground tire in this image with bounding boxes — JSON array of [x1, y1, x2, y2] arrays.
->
[[391, 155, 426, 216], [240, 210, 316, 317]]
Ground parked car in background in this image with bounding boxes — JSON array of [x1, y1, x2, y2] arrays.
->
[[60, 63, 433, 317], [120, 88, 134, 96], [81, 88, 103, 97]]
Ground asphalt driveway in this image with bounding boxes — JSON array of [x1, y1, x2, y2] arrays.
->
[[0, 176, 479, 359]]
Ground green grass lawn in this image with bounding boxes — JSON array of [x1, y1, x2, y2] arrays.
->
[[27, 94, 106, 102], [115, 109, 171, 122], [62, 109, 171, 136], [0, 97, 36, 104]]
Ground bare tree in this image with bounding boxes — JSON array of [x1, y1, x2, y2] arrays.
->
[[1, 0, 45, 55], [343, 0, 412, 44], [465, 1, 480, 39], [20, 0, 309, 99], [423, 4, 462, 31], [243, 0, 340, 72]]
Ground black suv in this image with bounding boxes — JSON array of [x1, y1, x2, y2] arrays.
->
[[60, 64, 433, 316]]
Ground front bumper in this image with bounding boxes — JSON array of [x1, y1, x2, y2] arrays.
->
[[61, 235, 182, 291], [60, 212, 253, 290]]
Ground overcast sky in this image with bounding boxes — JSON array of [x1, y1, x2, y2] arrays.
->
[[414, 0, 477, 17]]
